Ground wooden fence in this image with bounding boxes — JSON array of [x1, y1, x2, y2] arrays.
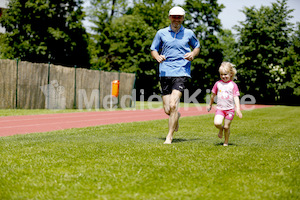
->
[[0, 59, 136, 109]]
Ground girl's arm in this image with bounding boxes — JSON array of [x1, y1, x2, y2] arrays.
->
[[207, 93, 216, 112], [234, 96, 243, 118]]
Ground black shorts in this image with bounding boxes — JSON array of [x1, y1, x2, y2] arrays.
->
[[160, 76, 189, 95]]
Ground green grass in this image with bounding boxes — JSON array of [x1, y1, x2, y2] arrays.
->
[[0, 106, 299, 199]]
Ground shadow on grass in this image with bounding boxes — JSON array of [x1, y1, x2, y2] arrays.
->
[[158, 137, 200, 143], [214, 142, 237, 146]]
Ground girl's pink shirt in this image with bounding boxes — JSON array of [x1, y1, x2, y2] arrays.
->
[[212, 80, 240, 110]]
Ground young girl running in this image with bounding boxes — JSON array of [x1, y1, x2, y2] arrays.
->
[[207, 62, 243, 146]]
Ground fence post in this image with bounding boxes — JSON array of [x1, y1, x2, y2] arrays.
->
[[47, 62, 51, 109], [15, 58, 19, 109], [98, 68, 101, 109], [73, 65, 77, 109], [130, 72, 137, 108], [118, 70, 121, 108]]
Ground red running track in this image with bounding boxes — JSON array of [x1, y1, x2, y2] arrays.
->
[[0, 105, 272, 137]]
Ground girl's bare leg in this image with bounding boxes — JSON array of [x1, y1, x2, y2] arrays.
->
[[218, 127, 223, 139], [214, 115, 224, 139], [223, 118, 232, 146]]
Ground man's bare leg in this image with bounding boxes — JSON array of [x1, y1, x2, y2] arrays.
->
[[175, 112, 181, 132], [163, 90, 182, 144]]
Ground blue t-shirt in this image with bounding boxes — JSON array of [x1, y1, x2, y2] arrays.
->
[[150, 25, 200, 77]]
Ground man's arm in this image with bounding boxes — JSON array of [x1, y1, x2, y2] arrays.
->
[[184, 47, 200, 61], [151, 50, 166, 63]]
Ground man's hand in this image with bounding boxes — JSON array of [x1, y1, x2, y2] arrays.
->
[[184, 52, 194, 61], [151, 51, 166, 63], [156, 55, 166, 63]]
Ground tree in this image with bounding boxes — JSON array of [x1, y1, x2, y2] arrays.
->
[[130, 0, 173, 97], [100, 15, 156, 73], [290, 22, 300, 97], [88, 0, 226, 100], [131, 0, 172, 30], [217, 29, 237, 63], [0, 0, 90, 68], [87, 0, 130, 69], [184, 0, 224, 101], [88, 0, 173, 98], [235, 0, 296, 104], [279, 22, 300, 103]]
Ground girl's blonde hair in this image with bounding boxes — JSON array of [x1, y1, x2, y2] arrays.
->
[[219, 62, 237, 80]]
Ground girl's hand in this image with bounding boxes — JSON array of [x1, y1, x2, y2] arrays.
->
[[236, 110, 243, 118], [207, 105, 212, 112]]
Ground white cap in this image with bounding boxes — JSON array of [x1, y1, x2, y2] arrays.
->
[[169, 6, 185, 16]]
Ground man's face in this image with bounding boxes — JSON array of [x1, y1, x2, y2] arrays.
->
[[169, 15, 184, 28]]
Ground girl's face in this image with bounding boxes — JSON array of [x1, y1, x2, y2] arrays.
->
[[219, 70, 231, 82]]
